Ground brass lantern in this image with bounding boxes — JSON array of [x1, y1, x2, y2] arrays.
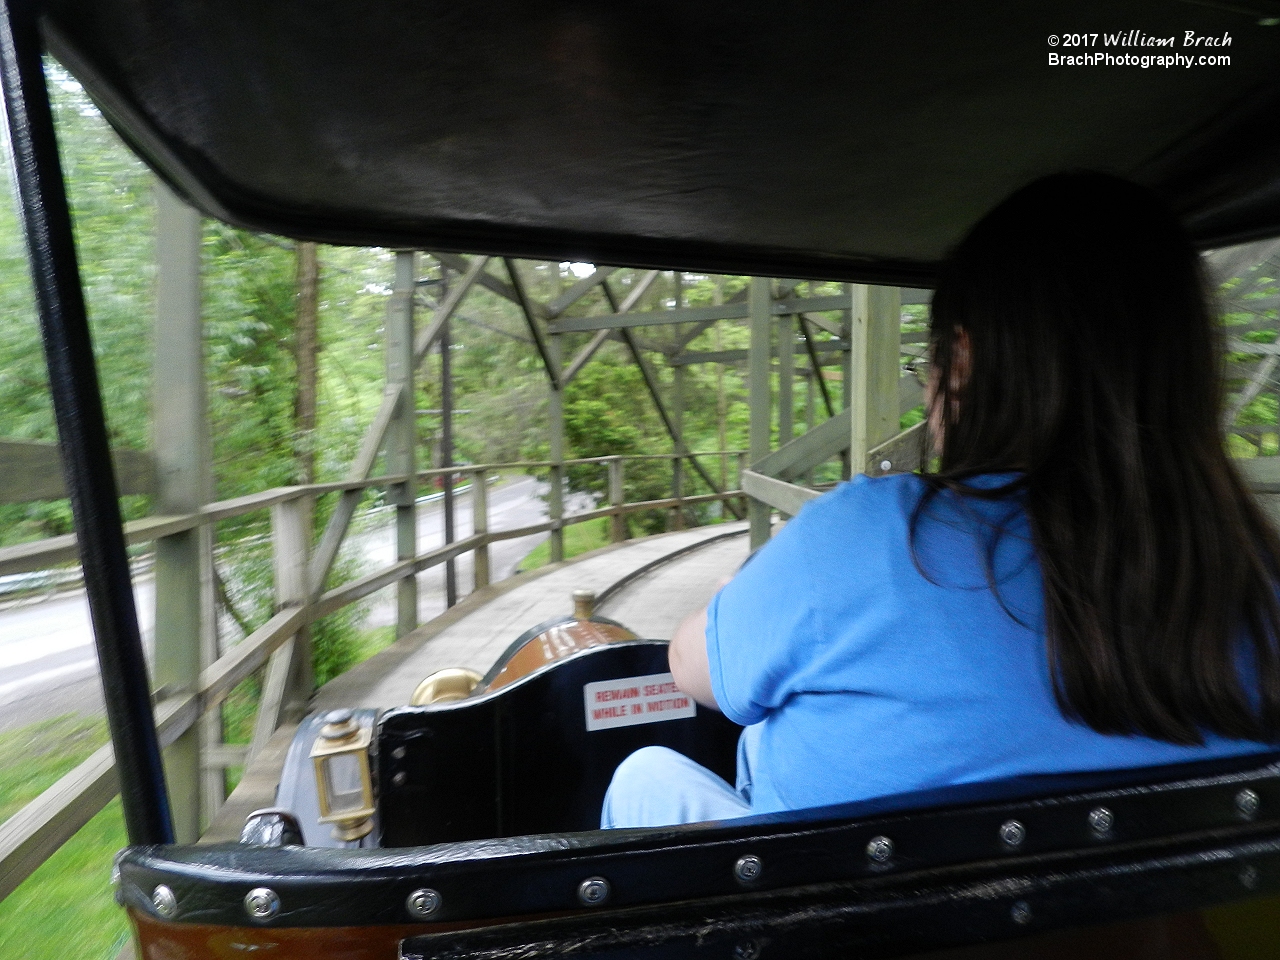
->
[[309, 709, 375, 841]]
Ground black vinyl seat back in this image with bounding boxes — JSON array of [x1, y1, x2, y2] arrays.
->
[[377, 641, 741, 845]]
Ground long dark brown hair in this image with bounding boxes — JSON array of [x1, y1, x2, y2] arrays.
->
[[919, 171, 1280, 745]]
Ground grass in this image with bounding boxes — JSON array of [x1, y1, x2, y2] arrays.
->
[[517, 516, 611, 572], [0, 713, 108, 823], [0, 715, 127, 960], [0, 621, 402, 957]]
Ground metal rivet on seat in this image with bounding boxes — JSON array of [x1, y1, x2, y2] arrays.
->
[[152, 885, 177, 919], [244, 887, 280, 922], [406, 888, 441, 919], [1237, 788, 1262, 820], [392, 771, 408, 787], [1240, 865, 1260, 890], [734, 854, 763, 884], [866, 835, 894, 864], [999, 820, 1026, 848], [578, 876, 610, 906], [391, 746, 407, 760], [1088, 806, 1114, 835], [1011, 900, 1032, 925]]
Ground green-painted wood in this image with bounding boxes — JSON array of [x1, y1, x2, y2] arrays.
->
[[151, 182, 212, 842], [748, 278, 773, 549]]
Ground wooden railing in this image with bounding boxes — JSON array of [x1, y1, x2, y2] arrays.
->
[[0, 450, 747, 902]]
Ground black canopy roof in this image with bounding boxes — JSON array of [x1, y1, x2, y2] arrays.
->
[[40, 0, 1280, 285]]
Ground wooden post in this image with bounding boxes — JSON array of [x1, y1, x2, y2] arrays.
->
[[548, 333, 565, 562], [671, 366, 685, 531], [388, 251, 418, 637], [471, 468, 490, 590], [609, 457, 626, 542], [440, 309, 457, 608], [805, 369, 817, 486], [779, 315, 795, 445], [151, 181, 213, 840], [748, 277, 773, 549], [250, 495, 310, 761], [849, 285, 903, 475], [671, 273, 685, 531], [840, 285, 854, 480]]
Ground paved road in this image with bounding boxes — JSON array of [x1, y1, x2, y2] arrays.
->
[[0, 476, 567, 732]]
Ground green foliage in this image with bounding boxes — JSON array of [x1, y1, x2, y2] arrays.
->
[[562, 355, 673, 534]]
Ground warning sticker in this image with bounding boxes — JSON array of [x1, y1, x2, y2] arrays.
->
[[583, 672, 697, 731]]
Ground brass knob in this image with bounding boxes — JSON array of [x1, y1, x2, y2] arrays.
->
[[410, 668, 483, 705], [573, 589, 596, 620]]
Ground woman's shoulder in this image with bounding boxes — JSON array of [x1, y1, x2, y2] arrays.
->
[[794, 472, 929, 529]]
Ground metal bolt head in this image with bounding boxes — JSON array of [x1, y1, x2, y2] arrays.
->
[[152, 885, 177, 919], [326, 708, 354, 726], [578, 876, 610, 906], [1088, 806, 1114, 835], [866, 835, 894, 864], [1237, 788, 1262, 820], [392, 770, 408, 787], [880, 460, 892, 473], [734, 854, 763, 884], [999, 820, 1026, 848], [406, 888, 442, 919], [1010, 900, 1032, 925], [391, 746, 407, 760], [244, 887, 281, 922], [1240, 865, 1261, 890]]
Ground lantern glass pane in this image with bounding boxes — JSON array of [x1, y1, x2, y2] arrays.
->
[[323, 752, 366, 814]]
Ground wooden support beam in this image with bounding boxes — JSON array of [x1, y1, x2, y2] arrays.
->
[[388, 252, 418, 637], [0, 440, 154, 504], [742, 469, 820, 518], [549, 328, 565, 563], [249, 495, 311, 762], [866, 421, 928, 477], [548, 294, 851, 334], [753, 408, 852, 482], [849, 285, 902, 475], [151, 181, 212, 841], [799, 318, 836, 417], [779, 315, 795, 447], [471, 469, 490, 589], [307, 384, 401, 595], [545, 266, 618, 318], [433, 251, 536, 316], [506, 258, 560, 388], [615, 320, 744, 521], [747, 278, 773, 549], [413, 254, 487, 368], [670, 337, 849, 368]]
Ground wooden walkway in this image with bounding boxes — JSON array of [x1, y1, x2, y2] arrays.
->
[[203, 521, 748, 842]]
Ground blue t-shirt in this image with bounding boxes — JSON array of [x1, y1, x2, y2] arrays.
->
[[705, 473, 1273, 815]]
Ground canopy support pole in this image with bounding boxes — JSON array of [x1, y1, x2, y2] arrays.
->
[[0, 0, 174, 845]]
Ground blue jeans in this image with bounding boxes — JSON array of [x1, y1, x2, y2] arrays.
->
[[600, 725, 760, 828]]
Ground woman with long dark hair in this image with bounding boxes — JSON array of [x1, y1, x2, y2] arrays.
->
[[601, 172, 1280, 828]]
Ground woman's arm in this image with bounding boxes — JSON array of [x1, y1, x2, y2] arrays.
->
[[669, 604, 719, 711]]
